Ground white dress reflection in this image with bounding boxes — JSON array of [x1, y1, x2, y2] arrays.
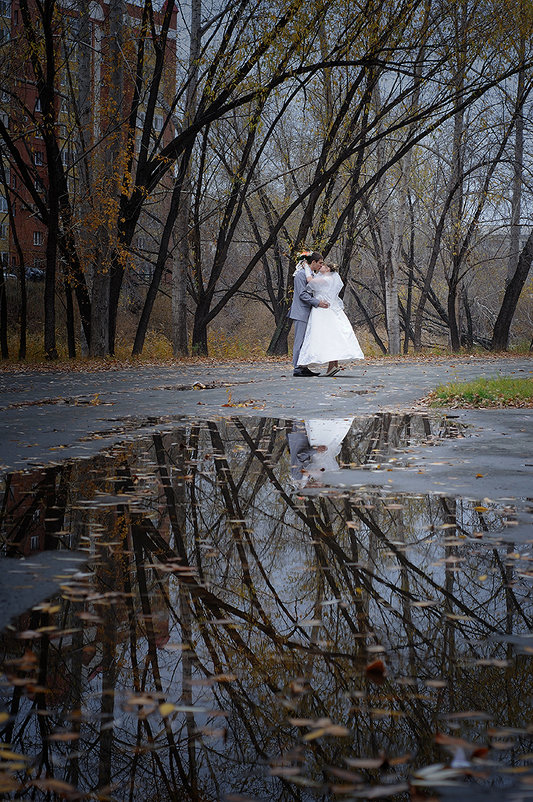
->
[[288, 417, 354, 489]]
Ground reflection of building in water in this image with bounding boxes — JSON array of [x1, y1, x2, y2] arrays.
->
[[2, 466, 75, 556], [3, 470, 47, 556]]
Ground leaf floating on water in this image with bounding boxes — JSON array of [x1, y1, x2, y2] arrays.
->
[[345, 757, 384, 769], [286, 775, 323, 788], [16, 630, 42, 640], [31, 778, 77, 793], [0, 749, 29, 761], [411, 599, 439, 607], [443, 710, 491, 721], [269, 766, 302, 777], [303, 727, 329, 741], [325, 724, 350, 736], [366, 659, 386, 684], [48, 731, 81, 741], [351, 783, 409, 797], [411, 761, 474, 786], [212, 673, 237, 683], [327, 766, 363, 782], [76, 612, 103, 623]]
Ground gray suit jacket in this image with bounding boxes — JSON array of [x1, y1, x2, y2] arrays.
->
[[287, 425, 315, 481], [289, 269, 320, 322]]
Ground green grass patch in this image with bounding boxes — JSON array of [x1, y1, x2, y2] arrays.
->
[[430, 376, 533, 408]]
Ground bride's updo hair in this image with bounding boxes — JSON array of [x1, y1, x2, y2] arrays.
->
[[298, 251, 323, 264], [326, 262, 338, 272]]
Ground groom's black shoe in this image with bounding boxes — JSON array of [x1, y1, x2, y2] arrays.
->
[[293, 367, 319, 377]]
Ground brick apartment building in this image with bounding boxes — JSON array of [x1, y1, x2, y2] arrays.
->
[[0, 0, 177, 285]]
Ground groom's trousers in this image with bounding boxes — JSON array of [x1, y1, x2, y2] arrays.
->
[[292, 320, 308, 366]]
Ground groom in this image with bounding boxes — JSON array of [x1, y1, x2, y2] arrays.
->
[[289, 251, 329, 377]]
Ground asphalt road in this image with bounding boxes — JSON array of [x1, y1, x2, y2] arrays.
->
[[1, 356, 532, 504]]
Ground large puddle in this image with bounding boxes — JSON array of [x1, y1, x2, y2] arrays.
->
[[1, 414, 533, 800]]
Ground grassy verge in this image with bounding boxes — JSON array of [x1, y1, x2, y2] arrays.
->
[[429, 376, 533, 408]]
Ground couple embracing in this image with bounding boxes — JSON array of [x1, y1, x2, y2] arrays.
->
[[290, 251, 364, 377]]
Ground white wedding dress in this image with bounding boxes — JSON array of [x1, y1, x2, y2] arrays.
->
[[297, 272, 364, 366], [305, 418, 354, 474]]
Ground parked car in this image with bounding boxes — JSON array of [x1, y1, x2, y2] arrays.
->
[[26, 267, 45, 281]]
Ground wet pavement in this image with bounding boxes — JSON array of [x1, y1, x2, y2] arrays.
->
[[1, 356, 532, 483], [0, 357, 533, 800]]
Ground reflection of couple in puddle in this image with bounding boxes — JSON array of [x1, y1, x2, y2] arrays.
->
[[288, 417, 354, 489]]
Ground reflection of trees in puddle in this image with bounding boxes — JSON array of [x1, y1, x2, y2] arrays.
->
[[0, 414, 532, 800]]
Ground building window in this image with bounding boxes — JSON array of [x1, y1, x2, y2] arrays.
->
[[34, 151, 43, 166], [34, 97, 41, 113], [30, 535, 39, 551], [154, 115, 163, 131], [0, 196, 7, 212], [137, 236, 145, 249], [0, 0, 11, 17], [33, 230, 43, 246], [0, 223, 7, 238]]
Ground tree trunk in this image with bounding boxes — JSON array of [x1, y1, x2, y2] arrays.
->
[[44, 205, 58, 360], [191, 306, 208, 355], [507, 44, 525, 285], [94, 0, 124, 356], [491, 40, 528, 352], [374, 81, 400, 355], [90, 254, 110, 357], [171, 0, 201, 357], [447, 280, 461, 351], [172, 217, 190, 356], [77, 0, 93, 355], [133, 154, 190, 356], [267, 314, 291, 355], [462, 285, 473, 348], [0, 158, 11, 358], [491, 227, 533, 350], [65, 276, 76, 358], [446, 7, 465, 352], [0, 268, 7, 358]]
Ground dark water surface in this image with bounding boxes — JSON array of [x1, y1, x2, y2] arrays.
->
[[1, 413, 533, 800]]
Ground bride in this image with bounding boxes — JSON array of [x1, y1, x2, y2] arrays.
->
[[297, 262, 364, 376]]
